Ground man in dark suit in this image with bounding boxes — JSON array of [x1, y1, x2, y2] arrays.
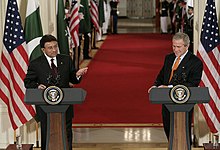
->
[[110, 0, 119, 34], [169, 0, 177, 34], [148, 32, 203, 144], [184, 6, 194, 53], [24, 34, 88, 150], [158, 0, 169, 34]]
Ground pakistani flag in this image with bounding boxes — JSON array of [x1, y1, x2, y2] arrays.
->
[[24, 0, 43, 61], [80, 0, 92, 34], [98, 0, 105, 27], [57, 0, 69, 55]]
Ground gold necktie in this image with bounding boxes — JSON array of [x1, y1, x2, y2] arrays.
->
[[169, 57, 180, 82]]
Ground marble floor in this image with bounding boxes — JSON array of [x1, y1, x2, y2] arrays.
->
[[32, 127, 203, 149], [71, 127, 205, 150]]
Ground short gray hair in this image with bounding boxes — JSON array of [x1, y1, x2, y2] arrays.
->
[[172, 32, 190, 46]]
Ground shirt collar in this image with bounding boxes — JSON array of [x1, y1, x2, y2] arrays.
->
[[44, 53, 57, 66], [179, 50, 188, 60]]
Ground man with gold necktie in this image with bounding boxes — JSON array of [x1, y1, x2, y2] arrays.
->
[[148, 32, 203, 145]]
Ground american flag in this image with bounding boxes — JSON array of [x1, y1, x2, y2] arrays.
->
[[69, 0, 80, 48], [0, 0, 36, 130], [90, 0, 101, 35], [197, 0, 220, 133]]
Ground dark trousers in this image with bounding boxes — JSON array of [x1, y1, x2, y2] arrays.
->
[[73, 35, 82, 70], [162, 104, 193, 145], [112, 14, 118, 34], [83, 33, 90, 58], [36, 106, 73, 150]]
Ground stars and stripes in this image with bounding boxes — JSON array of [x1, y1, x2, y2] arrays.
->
[[90, 0, 101, 34], [0, 0, 36, 130], [197, 0, 220, 133], [69, 0, 80, 48]]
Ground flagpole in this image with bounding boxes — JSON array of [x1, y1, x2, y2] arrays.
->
[[14, 130, 16, 144], [36, 122, 39, 147], [75, 46, 79, 70], [110, 16, 113, 34]]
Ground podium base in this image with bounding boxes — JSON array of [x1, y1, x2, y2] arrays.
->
[[6, 144, 33, 150], [203, 143, 220, 150]]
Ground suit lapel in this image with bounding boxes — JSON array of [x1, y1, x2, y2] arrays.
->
[[177, 51, 191, 71], [56, 54, 66, 74], [40, 55, 51, 70]]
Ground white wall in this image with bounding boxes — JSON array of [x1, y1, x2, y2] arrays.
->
[[118, 0, 127, 16]]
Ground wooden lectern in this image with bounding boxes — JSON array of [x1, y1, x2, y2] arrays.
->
[[25, 88, 86, 150], [149, 86, 210, 150]]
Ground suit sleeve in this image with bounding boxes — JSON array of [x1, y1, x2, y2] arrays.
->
[[68, 56, 81, 84], [154, 56, 168, 86], [183, 57, 203, 87], [24, 61, 39, 88]]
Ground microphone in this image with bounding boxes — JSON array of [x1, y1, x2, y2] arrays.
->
[[172, 67, 187, 85], [47, 74, 53, 86], [181, 67, 187, 83], [172, 70, 179, 85], [47, 73, 60, 86], [54, 74, 60, 86]]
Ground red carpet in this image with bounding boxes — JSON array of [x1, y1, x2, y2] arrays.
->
[[73, 33, 172, 126]]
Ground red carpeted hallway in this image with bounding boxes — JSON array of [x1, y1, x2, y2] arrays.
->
[[73, 33, 172, 126]]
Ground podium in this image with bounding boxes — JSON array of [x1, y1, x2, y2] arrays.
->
[[149, 86, 210, 150], [25, 88, 86, 150]]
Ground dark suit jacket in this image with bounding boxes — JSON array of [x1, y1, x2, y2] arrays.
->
[[24, 54, 80, 120], [154, 51, 203, 142], [154, 51, 203, 87]]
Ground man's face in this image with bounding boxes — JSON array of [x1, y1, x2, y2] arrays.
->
[[172, 39, 189, 57], [42, 41, 58, 58], [188, 8, 193, 15]]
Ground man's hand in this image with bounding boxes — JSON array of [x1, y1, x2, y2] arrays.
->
[[148, 85, 157, 93], [79, 13, 84, 20], [76, 67, 88, 77], [38, 84, 46, 90], [158, 85, 168, 88], [148, 85, 169, 93]]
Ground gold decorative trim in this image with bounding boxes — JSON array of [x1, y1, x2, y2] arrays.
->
[[72, 123, 163, 127]]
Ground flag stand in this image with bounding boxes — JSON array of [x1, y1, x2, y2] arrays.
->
[[35, 122, 39, 148], [209, 132, 212, 143], [14, 131, 16, 144]]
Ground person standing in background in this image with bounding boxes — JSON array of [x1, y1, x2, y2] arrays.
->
[[65, 0, 81, 69], [81, 0, 92, 59], [169, 0, 177, 34], [158, 0, 169, 34], [174, 0, 186, 32], [102, 0, 111, 34], [110, 0, 119, 34], [184, 6, 194, 53]]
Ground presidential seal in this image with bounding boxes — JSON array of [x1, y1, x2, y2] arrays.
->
[[170, 85, 190, 104], [43, 86, 64, 105]]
